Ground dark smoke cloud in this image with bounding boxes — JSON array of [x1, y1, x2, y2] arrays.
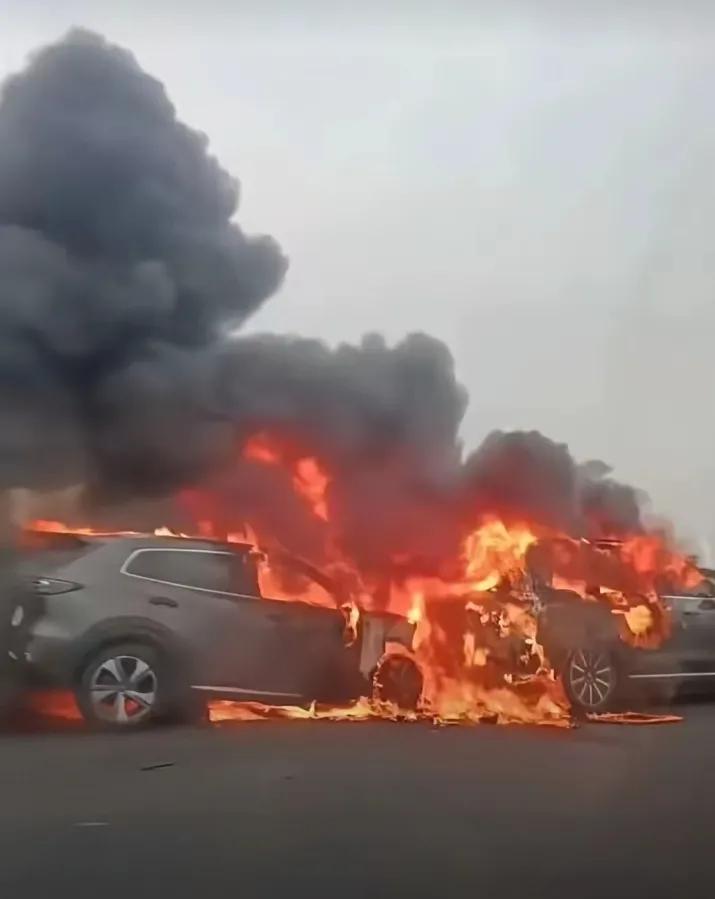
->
[[210, 332, 468, 575], [0, 28, 285, 490], [218, 332, 467, 465], [577, 459, 644, 537], [461, 431, 643, 537], [0, 30, 646, 566]]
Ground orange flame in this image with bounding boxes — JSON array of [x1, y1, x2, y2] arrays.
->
[[24, 483, 702, 727], [464, 518, 538, 592], [243, 434, 330, 522], [293, 457, 329, 521]]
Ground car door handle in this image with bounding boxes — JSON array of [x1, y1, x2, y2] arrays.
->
[[149, 596, 178, 608]]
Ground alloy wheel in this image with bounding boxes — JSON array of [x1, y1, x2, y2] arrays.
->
[[89, 655, 158, 725], [568, 649, 615, 709]]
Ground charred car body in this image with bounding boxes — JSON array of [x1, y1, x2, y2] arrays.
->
[[12, 531, 421, 729], [507, 539, 715, 714], [535, 568, 715, 714], [426, 537, 715, 716], [525, 537, 715, 712]]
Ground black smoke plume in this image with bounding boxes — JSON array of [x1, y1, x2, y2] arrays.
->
[[0, 29, 285, 491], [461, 431, 643, 538], [0, 30, 645, 567]]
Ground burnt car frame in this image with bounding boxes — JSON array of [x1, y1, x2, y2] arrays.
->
[[424, 538, 715, 716], [536, 569, 715, 713], [523, 537, 715, 713], [13, 532, 420, 729]]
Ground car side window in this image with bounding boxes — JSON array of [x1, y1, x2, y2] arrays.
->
[[123, 549, 260, 597]]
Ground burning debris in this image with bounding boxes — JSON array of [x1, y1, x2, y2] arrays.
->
[[0, 32, 705, 728]]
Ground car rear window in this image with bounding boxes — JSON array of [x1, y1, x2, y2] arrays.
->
[[123, 548, 260, 597]]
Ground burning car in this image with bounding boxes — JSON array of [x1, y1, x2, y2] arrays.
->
[[422, 534, 715, 717], [10, 516, 705, 728], [12, 530, 422, 729], [535, 553, 715, 714]]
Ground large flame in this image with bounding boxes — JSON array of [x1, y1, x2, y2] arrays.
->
[[24, 436, 703, 729], [244, 433, 329, 522]]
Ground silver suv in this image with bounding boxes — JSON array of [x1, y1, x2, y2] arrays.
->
[[16, 531, 420, 729]]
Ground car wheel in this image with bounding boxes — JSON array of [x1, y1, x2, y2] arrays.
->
[[373, 655, 423, 710], [77, 642, 169, 730], [563, 646, 619, 714]]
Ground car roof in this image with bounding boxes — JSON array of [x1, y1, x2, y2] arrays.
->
[[24, 530, 255, 554]]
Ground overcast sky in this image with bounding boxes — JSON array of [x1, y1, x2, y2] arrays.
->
[[2, 1, 715, 552]]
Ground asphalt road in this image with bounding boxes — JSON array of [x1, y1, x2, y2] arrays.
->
[[1, 702, 713, 899]]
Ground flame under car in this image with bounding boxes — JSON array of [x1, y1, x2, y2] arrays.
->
[[14, 532, 421, 729]]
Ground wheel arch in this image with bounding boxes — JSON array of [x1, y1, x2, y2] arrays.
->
[[69, 617, 191, 686]]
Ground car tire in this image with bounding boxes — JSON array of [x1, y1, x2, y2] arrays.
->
[[76, 641, 179, 731], [563, 646, 620, 715], [373, 655, 423, 710]]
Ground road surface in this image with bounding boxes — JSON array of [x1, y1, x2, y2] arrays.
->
[[0, 701, 711, 898]]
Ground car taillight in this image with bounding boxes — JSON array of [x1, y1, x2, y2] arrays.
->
[[32, 577, 81, 595]]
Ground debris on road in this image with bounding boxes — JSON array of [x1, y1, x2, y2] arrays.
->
[[587, 711, 683, 725]]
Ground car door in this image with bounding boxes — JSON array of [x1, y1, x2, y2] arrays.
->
[[121, 546, 315, 699], [661, 577, 715, 674], [255, 555, 354, 700]]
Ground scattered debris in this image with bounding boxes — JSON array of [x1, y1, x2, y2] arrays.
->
[[140, 762, 175, 771], [587, 711, 683, 725]]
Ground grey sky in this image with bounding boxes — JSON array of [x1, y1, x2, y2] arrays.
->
[[2, 1, 715, 552]]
